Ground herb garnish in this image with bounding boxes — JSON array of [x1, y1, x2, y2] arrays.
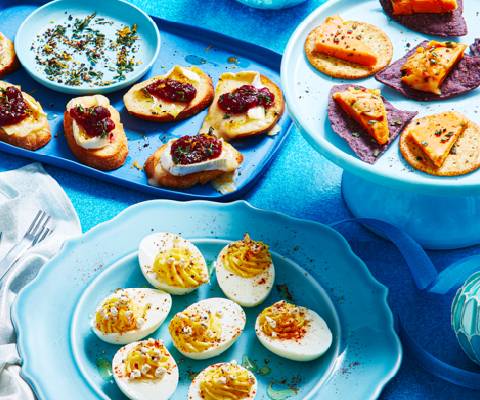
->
[[32, 13, 141, 87]]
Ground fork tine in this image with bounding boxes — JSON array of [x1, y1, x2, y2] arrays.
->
[[32, 226, 48, 246], [38, 227, 51, 245], [26, 210, 43, 236], [29, 211, 48, 237]]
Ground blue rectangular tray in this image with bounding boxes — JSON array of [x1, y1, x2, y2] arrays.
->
[[0, 0, 292, 200]]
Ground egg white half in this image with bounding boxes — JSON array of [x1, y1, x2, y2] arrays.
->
[[91, 288, 172, 345], [215, 242, 275, 307], [188, 362, 257, 400], [138, 232, 209, 295], [255, 305, 332, 362], [112, 339, 179, 400], [169, 297, 246, 360]]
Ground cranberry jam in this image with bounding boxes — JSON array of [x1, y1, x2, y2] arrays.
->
[[218, 84, 274, 114], [171, 133, 222, 165], [146, 79, 197, 103], [0, 86, 28, 126], [70, 105, 115, 138]]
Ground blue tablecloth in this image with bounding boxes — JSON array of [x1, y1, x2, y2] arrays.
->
[[2, 1, 480, 398]]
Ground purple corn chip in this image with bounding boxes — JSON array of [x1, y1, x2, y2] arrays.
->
[[470, 39, 480, 57], [375, 41, 480, 101], [379, 0, 467, 37], [328, 85, 418, 164]]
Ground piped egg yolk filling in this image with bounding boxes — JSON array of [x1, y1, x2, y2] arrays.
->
[[95, 292, 149, 334], [222, 234, 272, 278], [153, 242, 208, 288], [199, 363, 255, 400], [125, 339, 173, 380], [259, 301, 309, 340], [169, 308, 222, 353]]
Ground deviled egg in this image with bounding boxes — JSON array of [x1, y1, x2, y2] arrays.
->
[[113, 338, 178, 400], [138, 232, 209, 295], [92, 288, 172, 344], [216, 234, 275, 307], [188, 361, 257, 400], [169, 297, 246, 360], [255, 300, 332, 362]]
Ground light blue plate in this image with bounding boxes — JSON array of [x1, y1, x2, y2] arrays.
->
[[281, 0, 480, 195], [14, 0, 160, 94], [281, 0, 480, 249], [12, 200, 401, 399]]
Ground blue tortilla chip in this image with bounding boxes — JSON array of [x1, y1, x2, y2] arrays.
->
[[375, 40, 480, 101], [328, 84, 418, 164], [379, 0, 467, 37]]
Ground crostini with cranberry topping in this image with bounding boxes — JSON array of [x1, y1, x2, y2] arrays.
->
[[63, 95, 128, 171]]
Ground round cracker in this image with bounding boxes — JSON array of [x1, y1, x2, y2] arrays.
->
[[400, 119, 480, 176], [304, 20, 393, 79]]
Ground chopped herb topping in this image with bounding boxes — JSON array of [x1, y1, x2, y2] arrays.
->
[[32, 13, 141, 87]]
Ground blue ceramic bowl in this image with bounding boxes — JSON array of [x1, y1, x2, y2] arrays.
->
[[235, 0, 308, 9], [15, 0, 160, 94]]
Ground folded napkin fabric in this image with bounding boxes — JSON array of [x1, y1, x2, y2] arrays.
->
[[0, 163, 81, 400]]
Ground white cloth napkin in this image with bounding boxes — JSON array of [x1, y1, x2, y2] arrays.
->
[[0, 163, 81, 400]]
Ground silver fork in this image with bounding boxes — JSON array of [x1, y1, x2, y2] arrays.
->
[[0, 210, 53, 282]]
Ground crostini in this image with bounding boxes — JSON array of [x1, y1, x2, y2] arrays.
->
[[64, 95, 128, 171], [0, 81, 51, 151], [144, 133, 243, 190], [199, 71, 284, 140], [123, 65, 214, 122], [0, 33, 17, 78]]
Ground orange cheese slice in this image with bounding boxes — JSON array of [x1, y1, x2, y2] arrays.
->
[[333, 86, 389, 145], [314, 16, 378, 67], [407, 111, 467, 167], [401, 41, 467, 95], [391, 0, 458, 15]]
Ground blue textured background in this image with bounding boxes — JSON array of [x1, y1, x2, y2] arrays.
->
[[2, 0, 480, 398]]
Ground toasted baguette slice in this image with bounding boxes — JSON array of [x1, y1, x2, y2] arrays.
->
[[0, 81, 50, 151], [199, 71, 285, 141], [64, 95, 128, 171], [124, 66, 214, 122], [144, 142, 243, 189], [0, 33, 18, 78]]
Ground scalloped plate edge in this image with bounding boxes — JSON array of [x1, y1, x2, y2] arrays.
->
[[11, 199, 402, 399]]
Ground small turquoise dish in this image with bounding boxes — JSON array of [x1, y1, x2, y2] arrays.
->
[[12, 200, 401, 400], [452, 271, 480, 365], [14, 0, 160, 94]]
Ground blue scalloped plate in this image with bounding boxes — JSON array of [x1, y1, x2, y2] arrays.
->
[[12, 200, 401, 399]]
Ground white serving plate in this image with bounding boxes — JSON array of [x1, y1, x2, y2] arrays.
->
[[282, 0, 480, 196]]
